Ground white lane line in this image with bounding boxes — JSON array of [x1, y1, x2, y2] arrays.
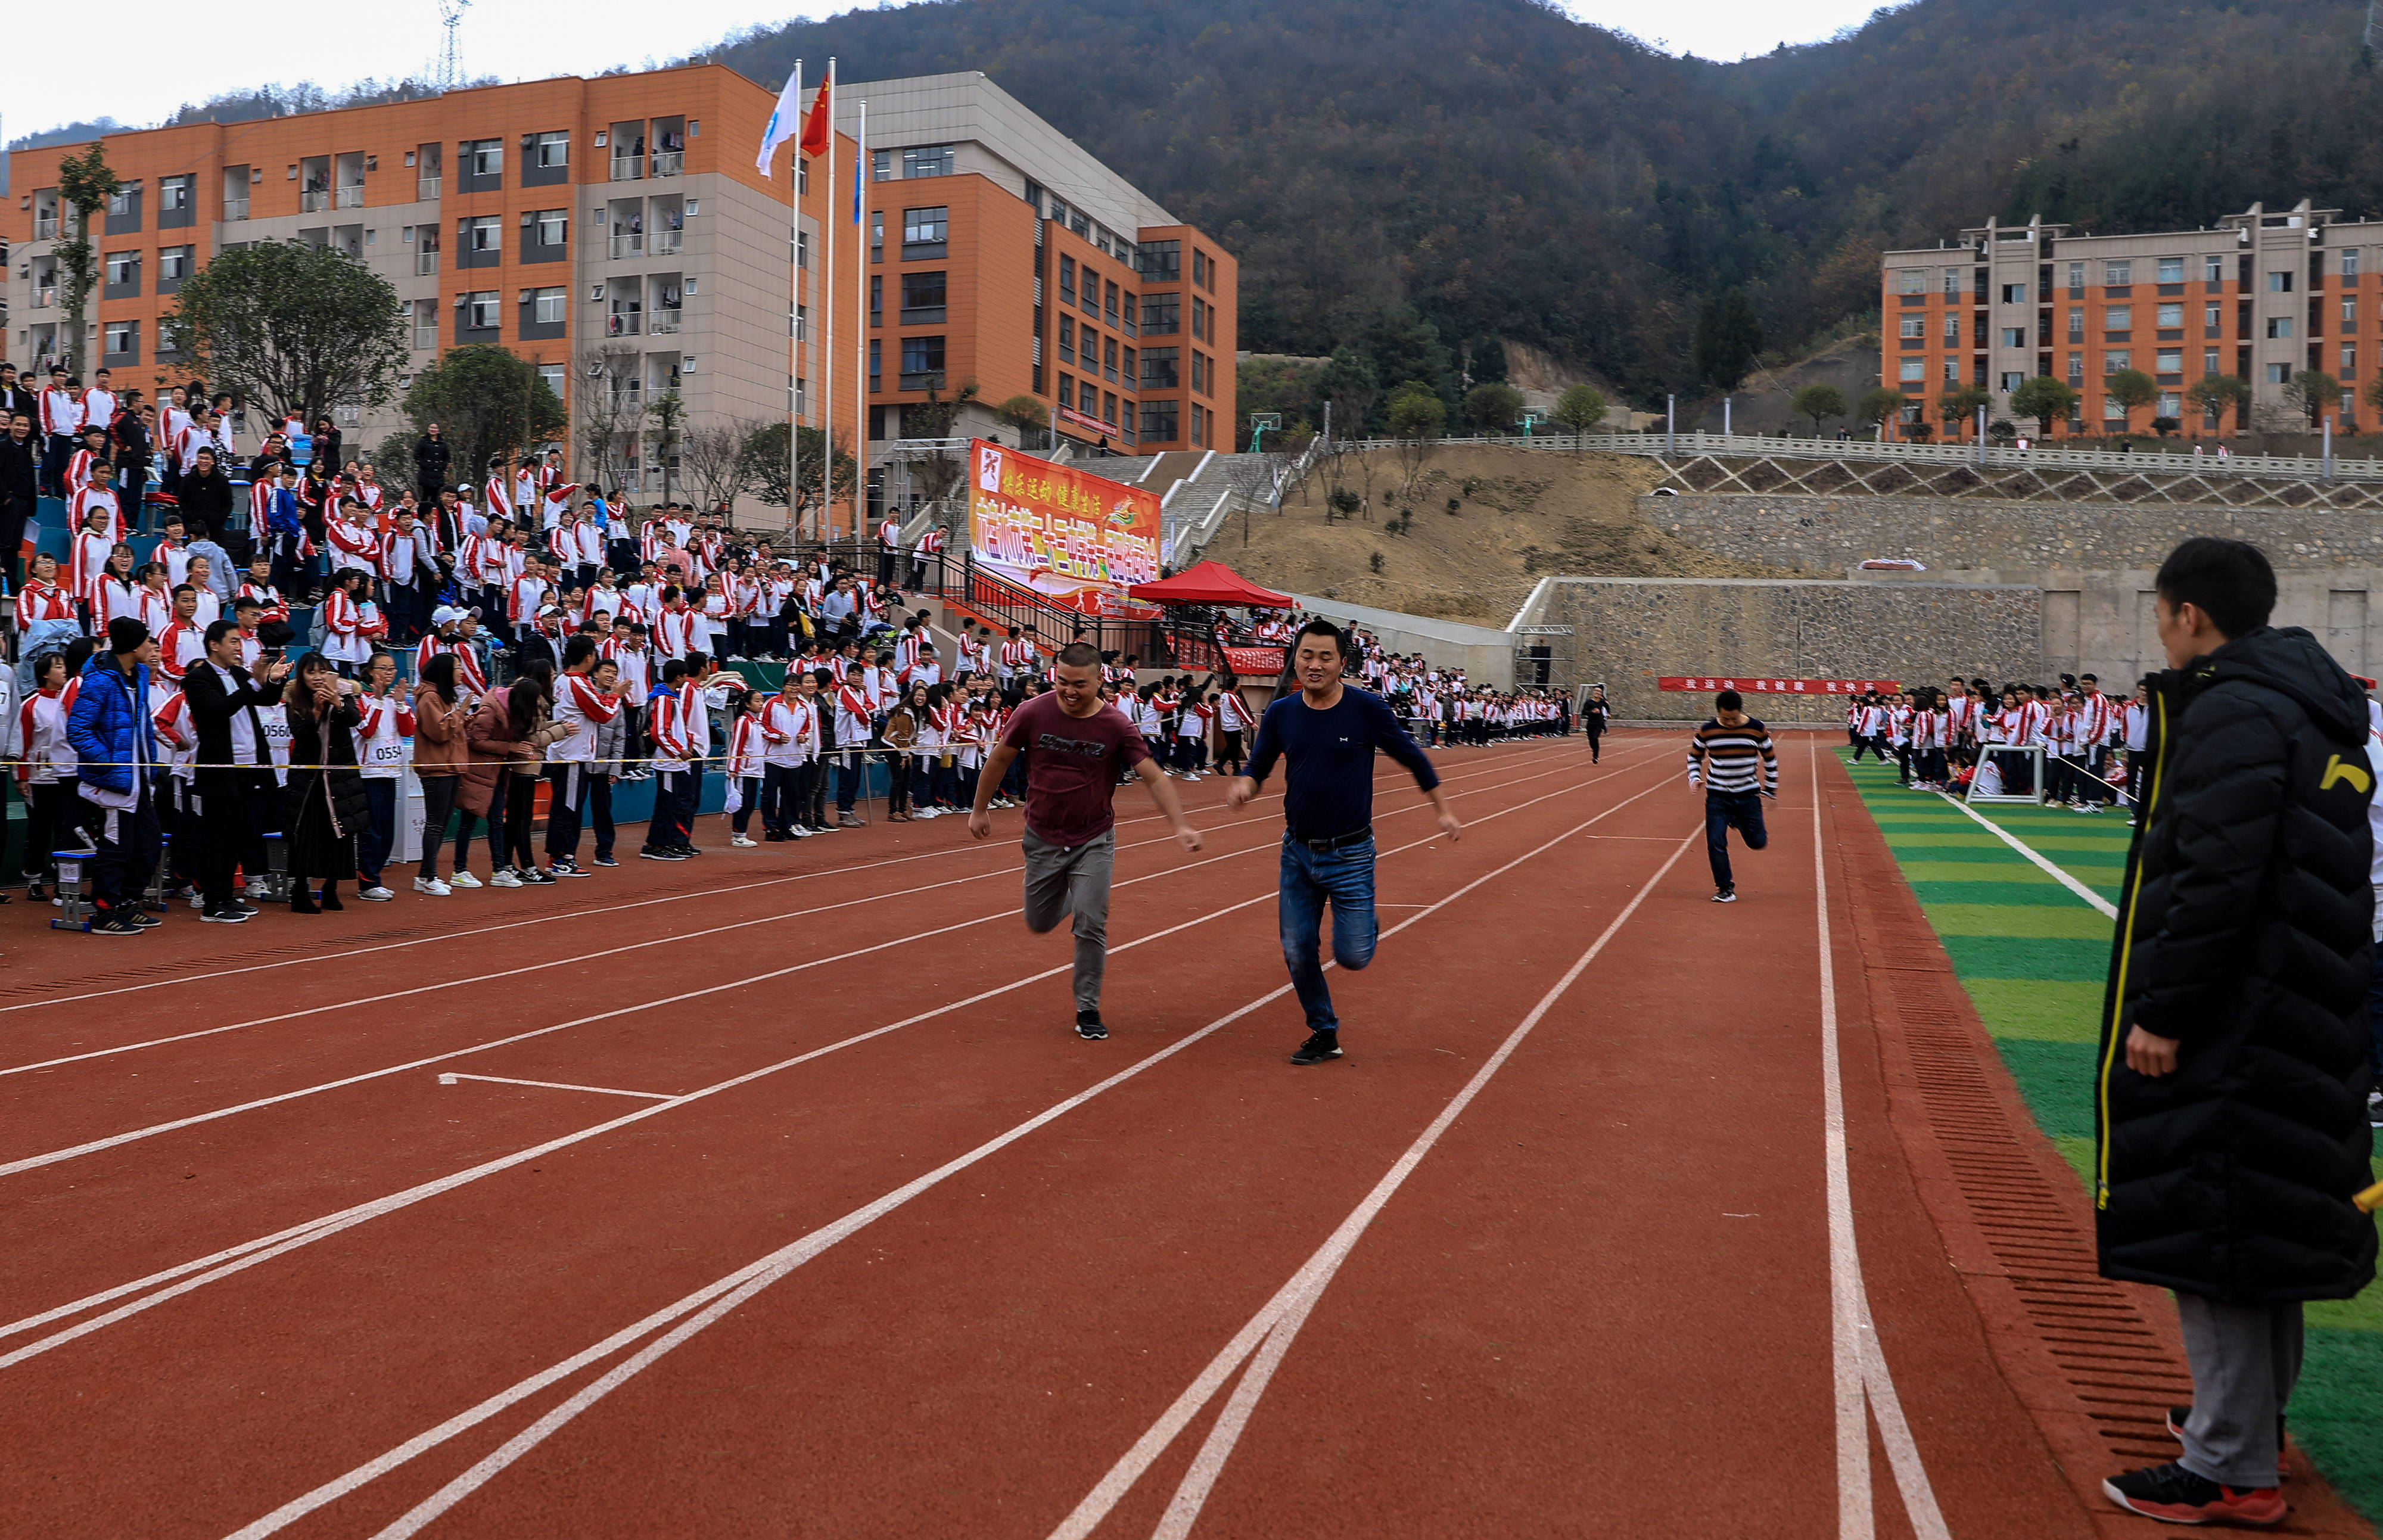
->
[[4, 765, 1675, 1362], [1931, 789, 2120, 919], [434, 1075, 673, 1101], [0, 747, 1588, 1078], [0, 754, 1592, 1177], [216, 777, 1676, 1540], [1825, 749, 1952, 1540], [1049, 827, 1700, 1540]]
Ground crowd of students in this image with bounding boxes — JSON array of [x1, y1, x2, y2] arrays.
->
[[1845, 673, 2149, 816]]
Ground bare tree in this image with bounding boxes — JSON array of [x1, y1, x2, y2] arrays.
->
[[679, 420, 746, 517], [576, 342, 645, 495]]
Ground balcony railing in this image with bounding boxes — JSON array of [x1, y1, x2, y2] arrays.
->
[[413, 324, 437, 351], [338, 185, 365, 209], [609, 233, 643, 260], [300, 189, 331, 213], [649, 311, 682, 335], [609, 391, 643, 415], [30, 289, 54, 309], [606, 313, 642, 337], [900, 370, 946, 391], [417, 177, 440, 201], [220, 201, 246, 223], [649, 229, 683, 257], [609, 155, 642, 182], [650, 151, 683, 177], [416, 251, 439, 276]]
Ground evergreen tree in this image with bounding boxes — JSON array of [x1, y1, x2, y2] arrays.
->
[[1693, 288, 1762, 393]]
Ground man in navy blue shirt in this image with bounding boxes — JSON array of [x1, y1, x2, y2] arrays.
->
[[1226, 618, 1460, 1064]]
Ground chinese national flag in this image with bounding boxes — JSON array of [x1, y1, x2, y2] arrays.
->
[[798, 81, 832, 159]]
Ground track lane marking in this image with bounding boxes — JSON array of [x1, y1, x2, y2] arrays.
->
[[206, 771, 1678, 1540], [434, 1074, 674, 1100], [1930, 788, 2120, 918], [2, 761, 1675, 1361]]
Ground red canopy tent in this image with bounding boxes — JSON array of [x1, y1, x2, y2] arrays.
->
[[1126, 561, 1294, 608]]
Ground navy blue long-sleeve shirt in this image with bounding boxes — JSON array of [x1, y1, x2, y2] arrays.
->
[[1244, 686, 1441, 841]]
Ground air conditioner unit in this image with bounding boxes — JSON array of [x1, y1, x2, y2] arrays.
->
[[586, 360, 605, 378]]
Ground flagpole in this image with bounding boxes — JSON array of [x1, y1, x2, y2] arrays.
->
[[855, 97, 868, 559], [822, 57, 836, 545], [786, 60, 801, 540]]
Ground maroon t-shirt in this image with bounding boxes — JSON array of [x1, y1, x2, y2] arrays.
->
[[1001, 692, 1150, 847]]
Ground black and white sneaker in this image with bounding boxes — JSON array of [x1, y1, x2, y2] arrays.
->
[[201, 904, 251, 923], [1291, 1029, 1342, 1065], [1075, 1011, 1108, 1041], [1712, 887, 1738, 903], [547, 859, 592, 878], [89, 913, 142, 936], [592, 854, 620, 867], [129, 910, 165, 928]]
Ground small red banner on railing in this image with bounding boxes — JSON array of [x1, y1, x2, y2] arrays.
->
[[1658, 677, 1900, 695], [1223, 646, 1285, 674]]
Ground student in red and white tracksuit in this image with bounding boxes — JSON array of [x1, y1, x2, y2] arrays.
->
[[545, 643, 623, 875], [760, 675, 819, 838]]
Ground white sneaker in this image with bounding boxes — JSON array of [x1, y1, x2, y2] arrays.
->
[[788, 826, 814, 838], [916, 807, 941, 819], [731, 834, 758, 847], [447, 870, 483, 889], [414, 876, 452, 896], [489, 868, 524, 888], [357, 885, 396, 902], [189, 894, 206, 910], [1185, 772, 1203, 782]]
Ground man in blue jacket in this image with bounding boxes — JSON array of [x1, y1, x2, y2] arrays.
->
[[1225, 618, 1460, 1065], [67, 617, 164, 934]]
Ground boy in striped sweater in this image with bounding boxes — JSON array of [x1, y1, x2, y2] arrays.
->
[[1685, 690, 1778, 903]]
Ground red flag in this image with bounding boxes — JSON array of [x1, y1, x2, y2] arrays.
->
[[798, 80, 832, 159]]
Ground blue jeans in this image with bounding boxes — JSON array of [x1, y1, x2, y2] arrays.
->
[[1280, 834, 1378, 1032], [1704, 791, 1768, 889]]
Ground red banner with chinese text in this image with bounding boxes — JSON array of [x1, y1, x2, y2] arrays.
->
[[1657, 677, 1901, 695], [967, 439, 1161, 615]]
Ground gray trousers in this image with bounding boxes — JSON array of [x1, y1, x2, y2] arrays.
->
[[1022, 827, 1113, 1014], [2174, 1292, 2303, 1489]]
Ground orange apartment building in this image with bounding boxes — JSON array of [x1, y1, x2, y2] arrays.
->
[[837, 70, 1236, 517], [2, 63, 1237, 528], [1880, 200, 2381, 439]]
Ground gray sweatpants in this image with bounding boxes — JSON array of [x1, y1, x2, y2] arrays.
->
[[2173, 1292, 2303, 1489], [1022, 827, 1114, 1014]]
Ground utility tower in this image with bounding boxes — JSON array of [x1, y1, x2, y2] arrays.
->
[[437, 0, 470, 91]]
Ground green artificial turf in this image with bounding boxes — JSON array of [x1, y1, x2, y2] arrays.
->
[[1838, 751, 2381, 1523]]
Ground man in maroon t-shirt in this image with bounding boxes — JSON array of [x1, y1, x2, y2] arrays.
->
[[972, 640, 1202, 1040]]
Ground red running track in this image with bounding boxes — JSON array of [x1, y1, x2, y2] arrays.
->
[[0, 732, 2321, 1538]]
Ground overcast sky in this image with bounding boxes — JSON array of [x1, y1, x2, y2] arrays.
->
[[10, 0, 1900, 142]]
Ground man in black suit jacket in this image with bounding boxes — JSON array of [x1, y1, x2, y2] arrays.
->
[[183, 621, 292, 922], [0, 409, 38, 589]]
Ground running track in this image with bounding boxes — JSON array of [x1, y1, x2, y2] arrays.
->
[[0, 732, 2369, 1538]]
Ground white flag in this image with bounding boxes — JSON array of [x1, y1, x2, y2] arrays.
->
[[755, 62, 802, 179]]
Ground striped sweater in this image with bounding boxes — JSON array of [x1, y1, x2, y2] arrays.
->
[[1687, 717, 1778, 795]]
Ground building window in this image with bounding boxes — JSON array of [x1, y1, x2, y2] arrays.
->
[[1102, 391, 1118, 425], [797, 231, 809, 270], [2105, 305, 2132, 331], [2344, 249, 2362, 279], [522, 207, 567, 259], [2104, 350, 2130, 372], [2157, 256, 2185, 284], [1192, 248, 1210, 291], [2341, 344, 2356, 377], [1138, 239, 1180, 281], [1102, 336, 1118, 382], [462, 290, 499, 334], [1190, 403, 1206, 446], [1103, 281, 1119, 326], [1058, 372, 1074, 412], [2103, 394, 2129, 420], [2205, 349, 2220, 375], [531, 287, 566, 325], [901, 206, 948, 259], [2067, 353, 2083, 384], [900, 270, 946, 324], [2105, 260, 2132, 285], [470, 139, 502, 176], [2205, 303, 2223, 331], [1999, 371, 2023, 392], [1121, 293, 1137, 337], [900, 335, 945, 389], [795, 304, 808, 341], [2001, 282, 2027, 304], [1143, 347, 1180, 389], [2266, 362, 2291, 384], [871, 212, 882, 262], [534, 132, 568, 169], [1943, 312, 1960, 343], [1058, 316, 1075, 364], [1897, 268, 1925, 295], [2267, 316, 2294, 338], [103, 251, 139, 297], [1898, 358, 1925, 384], [158, 245, 191, 281], [2156, 303, 2183, 328], [539, 363, 567, 402], [2204, 254, 2225, 283], [1898, 316, 1924, 340], [158, 175, 189, 212], [104, 320, 138, 359], [1079, 273, 1100, 319], [2344, 297, 2359, 327], [2000, 327, 2025, 348], [2156, 349, 2184, 374], [2066, 260, 2086, 294], [1121, 344, 1135, 382], [1142, 293, 1179, 334], [1191, 351, 1211, 396], [869, 338, 882, 391], [2067, 307, 2083, 340], [461, 214, 502, 267], [1078, 379, 1099, 416], [1140, 399, 1178, 440], [872, 149, 892, 182], [901, 144, 954, 178], [1942, 359, 1959, 384], [1058, 255, 1077, 304], [2267, 270, 2294, 293]]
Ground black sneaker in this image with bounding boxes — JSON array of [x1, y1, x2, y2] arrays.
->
[[129, 910, 164, 928], [1075, 1011, 1108, 1041], [547, 860, 592, 879], [1291, 1029, 1342, 1065], [2166, 1408, 2288, 1483], [639, 847, 679, 861], [2102, 1461, 2284, 1526], [89, 913, 142, 936], [678, 844, 704, 856], [201, 904, 251, 923], [1713, 887, 1737, 903]]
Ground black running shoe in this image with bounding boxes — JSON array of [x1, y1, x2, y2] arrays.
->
[[2102, 1461, 2284, 1525], [89, 913, 142, 935], [1075, 1011, 1108, 1041], [1291, 1029, 1342, 1065], [129, 910, 164, 928], [201, 904, 251, 923], [1713, 887, 1738, 903]]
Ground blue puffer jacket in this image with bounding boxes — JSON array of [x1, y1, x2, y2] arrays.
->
[[67, 653, 154, 794]]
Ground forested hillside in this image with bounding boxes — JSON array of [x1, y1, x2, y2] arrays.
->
[[696, 0, 2383, 417]]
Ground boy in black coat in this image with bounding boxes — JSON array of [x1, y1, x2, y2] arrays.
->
[[2098, 537, 2378, 1525]]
